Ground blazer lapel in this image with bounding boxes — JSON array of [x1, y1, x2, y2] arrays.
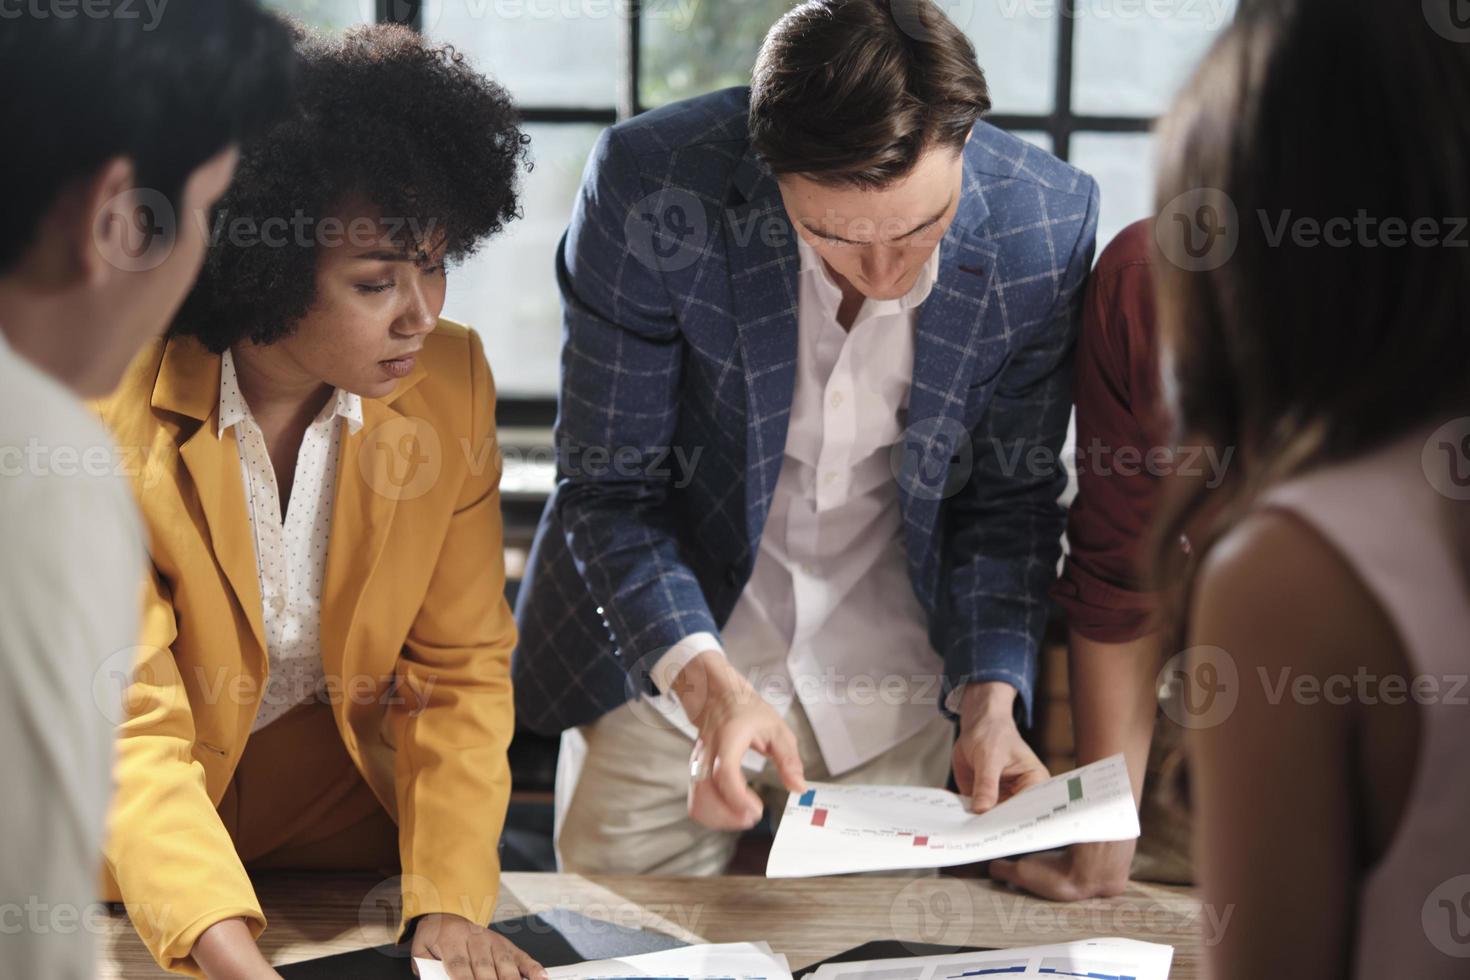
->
[[152, 337, 268, 663], [319, 364, 429, 690], [902, 164, 1000, 557], [723, 145, 800, 553]]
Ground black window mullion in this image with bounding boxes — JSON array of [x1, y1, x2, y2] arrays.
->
[[1054, 0, 1077, 160], [376, 0, 423, 30], [623, 0, 642, 119]]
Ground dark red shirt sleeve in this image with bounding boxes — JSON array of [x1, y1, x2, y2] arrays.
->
[[1051, 219, 1170, 643]]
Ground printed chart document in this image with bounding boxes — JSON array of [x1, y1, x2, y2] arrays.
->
[[416, 941, 792, 980], [806, 938, 1173, 980], [767, 754, 1138, 877]]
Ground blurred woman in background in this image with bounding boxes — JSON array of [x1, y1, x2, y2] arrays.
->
[[1150, 0, 1470, 976]]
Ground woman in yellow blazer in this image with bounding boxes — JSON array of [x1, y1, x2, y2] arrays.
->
[[95, 26, 543, 980]]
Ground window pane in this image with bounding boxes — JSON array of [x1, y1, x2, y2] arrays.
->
[[1072, 0, 1237, 116], [262, 0, 369, 31], [1069, 132, 1154, 258], [641, 0, 792, 107], [955, 1, 1057, 115], [427, 0, 621, 107], [642, 1, 1055, 114], [442, 124, 603, 398], [1009, 129, 1053, 153]]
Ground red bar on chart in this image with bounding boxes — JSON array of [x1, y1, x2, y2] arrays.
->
[[812, 808, 828, 827], [913, 836, 929, 846]]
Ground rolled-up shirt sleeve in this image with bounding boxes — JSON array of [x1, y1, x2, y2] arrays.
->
[[1052, 219, 1168, 643]]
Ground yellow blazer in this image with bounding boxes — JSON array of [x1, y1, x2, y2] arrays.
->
[[96, 321, 516, 977]]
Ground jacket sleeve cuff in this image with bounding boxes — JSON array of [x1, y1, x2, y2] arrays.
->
[[157, 905, 267, 978], [649, 631, 725, 695], [942, 661, 1036, 727]]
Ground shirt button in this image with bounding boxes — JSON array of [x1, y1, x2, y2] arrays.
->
[[823, 471, 837, 486], [269, 595, 286, 614], [829, 391, 845, 409]]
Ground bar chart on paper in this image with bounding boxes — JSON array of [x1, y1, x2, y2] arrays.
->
[[806, 938, 1173, 980], [767, 755, 1139, 877]]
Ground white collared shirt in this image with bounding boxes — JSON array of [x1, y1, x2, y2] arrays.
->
[[218, 349, 363, 732], [651, 238, 945, 776]]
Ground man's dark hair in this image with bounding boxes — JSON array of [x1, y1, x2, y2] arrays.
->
[[749, 0, 991, 187], [0, 0, 297, 274], [170, 24, 531, 354]]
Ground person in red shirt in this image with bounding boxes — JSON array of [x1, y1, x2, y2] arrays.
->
[[992, 218, 1175, 899]]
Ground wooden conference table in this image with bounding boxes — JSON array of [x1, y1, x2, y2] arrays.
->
[[96, 871, 1205, 978]]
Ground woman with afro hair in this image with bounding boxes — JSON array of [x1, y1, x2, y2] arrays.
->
[[96, 24, 544, 980]]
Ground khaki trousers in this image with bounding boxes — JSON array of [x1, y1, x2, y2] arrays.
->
[[554, 697, 955, 875]]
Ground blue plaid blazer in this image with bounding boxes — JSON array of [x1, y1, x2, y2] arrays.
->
[[513, 87, 1098, 736]]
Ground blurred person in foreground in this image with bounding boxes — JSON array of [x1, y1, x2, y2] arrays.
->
[[1150, 0, 1470, 975], [0, 4, 294, 979]]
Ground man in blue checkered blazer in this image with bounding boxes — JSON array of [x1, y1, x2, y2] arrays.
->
[[515, 0, 1099, 873]]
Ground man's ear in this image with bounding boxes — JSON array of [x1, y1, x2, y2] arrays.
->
[[72, 156, 140, 288]]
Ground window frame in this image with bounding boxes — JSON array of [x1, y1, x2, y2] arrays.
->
[[377, 0, 1158, 423]]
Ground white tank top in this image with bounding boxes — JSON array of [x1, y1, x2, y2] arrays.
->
[[1260, 418, 1470, 978]]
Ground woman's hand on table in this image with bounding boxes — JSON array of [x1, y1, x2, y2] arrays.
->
[[989, 839, 1136, 901], [411, 912, 549, 980]]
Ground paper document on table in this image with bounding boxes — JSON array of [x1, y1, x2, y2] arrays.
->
[[806, 937, 1173, 980], [766, 754, 1138, 877], [416, 942, 792, 980]]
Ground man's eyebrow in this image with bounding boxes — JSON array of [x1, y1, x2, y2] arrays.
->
[[801, 195, 953, 245]]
